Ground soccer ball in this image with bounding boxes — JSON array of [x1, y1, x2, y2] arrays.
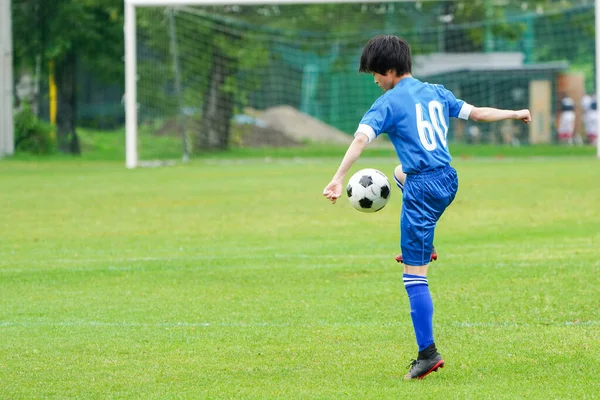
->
[[346, 168, 391, 213]]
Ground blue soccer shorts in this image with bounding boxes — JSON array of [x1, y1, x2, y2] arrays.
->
[[400, 165, 458, 266]]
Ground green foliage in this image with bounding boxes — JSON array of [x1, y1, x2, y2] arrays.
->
[[12, 0, 124, 80], [13, 105, 56, 154], [12, 0, 125, 154]]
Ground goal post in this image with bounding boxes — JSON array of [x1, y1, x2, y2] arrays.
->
[[124, 0, 600, 168], [125, 0, 137, 168], [0, 0, 14, 158]]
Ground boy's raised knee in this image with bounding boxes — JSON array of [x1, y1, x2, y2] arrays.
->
[[394, 165, 406, 185]]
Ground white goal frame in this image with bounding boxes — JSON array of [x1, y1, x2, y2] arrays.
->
[[124, 0, 600, 168]]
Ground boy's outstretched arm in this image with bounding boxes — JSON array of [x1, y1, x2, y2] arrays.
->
[[469, 107, 531, 124], [323, 133, 369, 204]]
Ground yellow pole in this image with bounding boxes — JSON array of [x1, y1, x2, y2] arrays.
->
[[49, 60, 57, 139]]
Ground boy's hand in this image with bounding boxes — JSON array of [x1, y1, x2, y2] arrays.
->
[[323, 180, 343, 204], [516, 109, 531, 124]]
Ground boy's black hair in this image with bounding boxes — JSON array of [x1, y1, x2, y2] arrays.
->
[[359, 35, 412, 76]]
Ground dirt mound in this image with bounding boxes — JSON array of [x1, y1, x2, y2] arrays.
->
[[232, 123, 303, 148], [153, 106, 355, 148], [258, 106, 352, 145]]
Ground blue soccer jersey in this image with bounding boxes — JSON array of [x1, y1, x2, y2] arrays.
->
[[356, 77, 472, 174]]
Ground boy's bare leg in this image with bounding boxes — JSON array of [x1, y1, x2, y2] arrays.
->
[[394, 164, 407, 190]]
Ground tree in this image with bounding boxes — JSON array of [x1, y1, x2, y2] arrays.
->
[[12, 0, 123, 154]]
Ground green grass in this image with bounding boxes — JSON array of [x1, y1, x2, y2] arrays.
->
[[0, 155, 599, 398]]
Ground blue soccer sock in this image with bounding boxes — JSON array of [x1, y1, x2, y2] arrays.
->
[[403, 274, 434, 352]]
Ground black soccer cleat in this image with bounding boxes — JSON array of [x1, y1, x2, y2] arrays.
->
[[395, 245, 438, 264], [404, 354, 445, 380]]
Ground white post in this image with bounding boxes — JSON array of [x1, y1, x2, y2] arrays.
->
[[125, 0, 138, 168], [596, 0, 600, 158], [0, 0, 14, 157]]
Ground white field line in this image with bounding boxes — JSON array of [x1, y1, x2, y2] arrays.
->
[[0, 253, 390, 264], [0, 262, 352, 274], [0, 254, 390, 273], [0, 320, 598, 329], [2, 258, 591, 275], [0, 255, 597, 274], [1, 240, 597, 265], [1, 240, 595, 263]]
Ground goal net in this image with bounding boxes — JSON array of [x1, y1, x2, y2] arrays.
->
[[125, 0, 598, 167]]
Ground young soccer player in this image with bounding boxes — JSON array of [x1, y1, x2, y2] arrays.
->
[[322, 35, 531, 380]]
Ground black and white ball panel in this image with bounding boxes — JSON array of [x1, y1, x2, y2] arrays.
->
[[346, 168, 391, 213]]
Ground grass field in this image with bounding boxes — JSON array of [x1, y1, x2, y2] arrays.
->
[[1, 152, 599, 398]]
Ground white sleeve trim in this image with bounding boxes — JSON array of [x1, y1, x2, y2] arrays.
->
[[458, 103, 474, 120], [355, 124, 376, 143]]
